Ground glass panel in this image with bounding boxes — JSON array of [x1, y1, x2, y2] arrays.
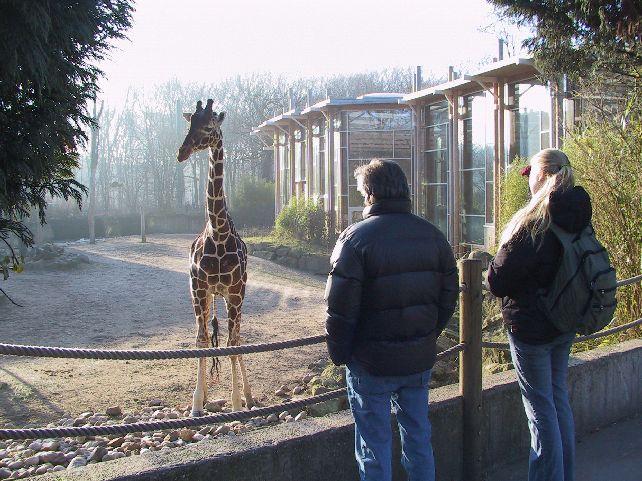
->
[[461, 169, 485, 216], [424, 103, 448, 126], [510, 82, 552, 161], [424, 151, 448, 184], [462, 95, 488, 170], [348, 131, 394, 159], [424, 185, 448, 236], [350, 209, 364, 224], [349, 186, 364, 208], [485, 181, 494, 223], [461, 216, 484, 245], [393, 131, 411, 158], [425, 124, 447, 151]]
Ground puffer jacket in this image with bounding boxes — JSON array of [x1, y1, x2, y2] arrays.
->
[[324, 198, 459, 376], [487, 186, 593, 344]]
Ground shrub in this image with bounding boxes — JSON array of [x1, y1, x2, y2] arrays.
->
[[563, 108, 642, 335], [275, 196, 327, 245], [229, 177, 275, 228], [497, 156, 530, 244]]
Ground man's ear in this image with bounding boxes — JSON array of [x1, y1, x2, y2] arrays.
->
[[183, 112, 192, 122], [217, 112, 225, 123]]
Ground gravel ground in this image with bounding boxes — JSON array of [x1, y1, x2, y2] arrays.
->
[[0, 234, 328, 430]]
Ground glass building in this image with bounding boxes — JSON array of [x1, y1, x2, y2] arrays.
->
[[255, 57, 573, 251]]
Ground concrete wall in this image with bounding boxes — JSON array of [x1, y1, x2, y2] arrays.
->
[[41, 339, 641, 481]]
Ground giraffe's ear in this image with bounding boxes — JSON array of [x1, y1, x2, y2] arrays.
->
[[183, 112, 192, 122], [217, 112, 225, 124]]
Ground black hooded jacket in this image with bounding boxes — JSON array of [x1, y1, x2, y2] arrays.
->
[[487, 186, 593, 344], [324, 198, 459, 376]]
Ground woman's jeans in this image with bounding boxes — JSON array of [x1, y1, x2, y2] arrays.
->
[[345, 361, 434, 481], [508, 331, 576, 481]]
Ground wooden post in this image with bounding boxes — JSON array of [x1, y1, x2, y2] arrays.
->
[[140, 208, 146, 243], [459, 258, 483, 481]]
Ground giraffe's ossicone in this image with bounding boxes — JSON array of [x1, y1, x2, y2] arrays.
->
[[178, 99, 253, 415]]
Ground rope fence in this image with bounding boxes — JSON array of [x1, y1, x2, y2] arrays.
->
[[0, 343, 464, 441], [0, 335, 326, 360], [0, 271, 637, 444], [480, 274, 642, 351]]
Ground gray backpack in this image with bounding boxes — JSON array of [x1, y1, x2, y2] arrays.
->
[[536, 223, 617, 335]]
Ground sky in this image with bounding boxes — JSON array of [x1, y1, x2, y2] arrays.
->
[[98, 0, 529, 105]]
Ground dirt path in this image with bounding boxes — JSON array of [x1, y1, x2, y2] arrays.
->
[[0, 235, 328, 428]]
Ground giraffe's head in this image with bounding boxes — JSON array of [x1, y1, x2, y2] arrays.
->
[[177, 99, 226, 162]]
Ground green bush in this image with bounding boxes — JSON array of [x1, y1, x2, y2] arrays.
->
[[229, 177, 275, 228], [497, 156, 530, 244], [275, 196, 327, 245], [563, 107, 642, 337]]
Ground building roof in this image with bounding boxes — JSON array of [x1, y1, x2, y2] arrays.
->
[[402, 57, 537, 103]]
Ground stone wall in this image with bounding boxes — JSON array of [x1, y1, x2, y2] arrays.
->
[[246, 242, 330, 276], [40, 339, 642, 481]]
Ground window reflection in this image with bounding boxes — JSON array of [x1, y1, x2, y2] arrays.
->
[[420, 101, 449, 239], [507, 82, 552, 162]]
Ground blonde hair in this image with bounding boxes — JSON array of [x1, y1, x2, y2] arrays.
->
[[499, 148, 575, 247]]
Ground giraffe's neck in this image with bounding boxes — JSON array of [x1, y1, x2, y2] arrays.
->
[[205, 144, 232, 239]]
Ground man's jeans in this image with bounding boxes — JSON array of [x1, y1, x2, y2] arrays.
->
[[345, 362, 434, 481], [508, 331, 576, 481]]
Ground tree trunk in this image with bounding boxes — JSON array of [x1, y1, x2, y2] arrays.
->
[[88, 99, 103, 244]]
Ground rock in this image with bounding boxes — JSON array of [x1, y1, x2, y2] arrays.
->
[[107, 437, 125, 448], [310, 385, 329, 395], [26, 442, 41, 452], [192, 433, 204, 442], [34, 465, 49, 475], [285, 416, 294, 423], [302, 373, 315, 384], [105, 406, 122, 417], [204, 402, 221, 413], [88, 446, 108, 462], [73, 417, 89, 427], [198, 427, 211, 435], [67, 456, 86, 469], [151, 410, 165, 420], [178, 429, 195, 442], [307, 398, 345, 417], [275, 385, 290, 397], [148, 399, 163, 407], [278, 411, 289, 421], [41, 440, 60, 451], [7, 461, 23, 470], [0, 468, 9, 480], [39, 451, 66, 465], [122, 415, 139, 423], [52, 465, 65, 472], [22, 455, 39, 467], [166, 411, 179, 419], [266, 414, 278, 423], [295, 411, 308, 421], [292, 385, 305, 395], [0, 450, 6, 459], [275, 247, 290, 257], [164, 431, 179, 442], [77, 254, 91, 263], [213, 425, 229, 436]]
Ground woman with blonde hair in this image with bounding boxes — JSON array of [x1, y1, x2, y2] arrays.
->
[[488, 148, 592, 481]]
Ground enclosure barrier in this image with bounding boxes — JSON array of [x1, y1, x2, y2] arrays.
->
[[0, 260, 639, 481]]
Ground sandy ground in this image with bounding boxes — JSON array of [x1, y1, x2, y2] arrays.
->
[[0, 235, 328, 428]]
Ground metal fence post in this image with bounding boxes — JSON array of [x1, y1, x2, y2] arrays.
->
[[140, 208, 146, 243], [459, 258, 483, 481]]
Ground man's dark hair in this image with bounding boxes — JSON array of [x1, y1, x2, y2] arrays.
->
[[354, 159, 410, 205]]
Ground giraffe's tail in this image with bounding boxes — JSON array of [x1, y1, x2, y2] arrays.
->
[[209, 315, 221, 380]]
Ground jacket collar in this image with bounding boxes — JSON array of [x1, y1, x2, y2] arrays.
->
[[362, 198, 412, 219]]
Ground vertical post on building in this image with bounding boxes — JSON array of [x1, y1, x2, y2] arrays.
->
[[326, 109, 336, 237], [140, 207, 146, 243], [459, 258, 483, 481], [450, 93, 461, 252]]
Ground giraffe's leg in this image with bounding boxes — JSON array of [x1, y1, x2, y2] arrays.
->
[[226, 316, 243, 411], [225, 290, 254, 410], [191, 283, 211, 417]]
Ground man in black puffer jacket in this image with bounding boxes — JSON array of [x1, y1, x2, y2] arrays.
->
[[325, 159, 458, 481]]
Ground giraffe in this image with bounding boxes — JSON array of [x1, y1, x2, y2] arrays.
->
[[177, 99, 253, 416]]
